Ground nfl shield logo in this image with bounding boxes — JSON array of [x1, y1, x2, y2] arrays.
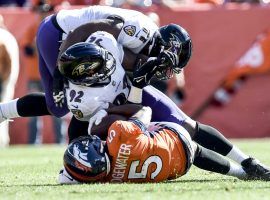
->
[[123, 25, 136, 36]]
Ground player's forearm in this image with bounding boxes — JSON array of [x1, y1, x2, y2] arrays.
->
[[58, 19, 122, 60], [122, 49, 148, 72], [107, 104, 143, 117]]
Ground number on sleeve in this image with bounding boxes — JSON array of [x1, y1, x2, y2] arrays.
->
[[108, 130, 116, 143], [88, 36, 103, 46], [135, 28, 150, 44]]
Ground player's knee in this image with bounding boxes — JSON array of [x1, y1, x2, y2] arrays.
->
[[181, 117, 197, 138]]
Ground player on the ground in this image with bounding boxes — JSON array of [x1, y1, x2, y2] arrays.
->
[[59, 104, 250, 184]]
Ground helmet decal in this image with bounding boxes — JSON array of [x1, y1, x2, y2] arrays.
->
[[70, 109, 84, 119], [74, 160, 93, 173], [123, 25, 136, 36], [168, 33, 182, 55], [71, 144, 93, 168], [63, 135, 110, 183], [71, 62, 101, 77]]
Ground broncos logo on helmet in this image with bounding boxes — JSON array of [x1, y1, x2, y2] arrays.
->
[[63, 135, 110, 183]]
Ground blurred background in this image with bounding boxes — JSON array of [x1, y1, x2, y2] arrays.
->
[[1, 0, 270, 145]]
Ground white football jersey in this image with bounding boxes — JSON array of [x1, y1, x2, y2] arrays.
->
[[65, 31, 130, 121], [56, 5, 158, 53]]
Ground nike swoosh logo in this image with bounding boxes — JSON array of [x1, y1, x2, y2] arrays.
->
[[63, 172, 74, 181], [134, 76, 145, 83], [71, 105, 79, 109]]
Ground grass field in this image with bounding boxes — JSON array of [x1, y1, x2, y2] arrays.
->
[[0, 139, 270, 200]]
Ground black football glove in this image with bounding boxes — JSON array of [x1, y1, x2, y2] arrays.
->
[[52, 68, 65, 108], [132, 59, 160, 89], [128, 59, 159, 104], [158, 50, 179, 69], [155, 50, 180, 80]]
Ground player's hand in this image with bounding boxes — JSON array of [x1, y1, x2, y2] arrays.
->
[[53, 68, 65, 107], [88, 109, 108, 135], [157, 50, 179, 71], [132, 58, 159, 89], [53, 90, 65, 108]]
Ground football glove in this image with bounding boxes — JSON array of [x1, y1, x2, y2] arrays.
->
[[132, 58, 159, 89], [53, 91, 65, 108], [157, 50, 179, 70], [52, 68, 65, 107], [58, 168, 79, 184], [88, 109, 108, 135]]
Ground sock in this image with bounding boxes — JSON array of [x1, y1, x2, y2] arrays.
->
[[0, 98, 20, 119], [193, 144, 230, 175], [227, 161, 247, 179], [193, 122, 233, 156], [226, 146, 249, 164], [17, 93, 50, 116]]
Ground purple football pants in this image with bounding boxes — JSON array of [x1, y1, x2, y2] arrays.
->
[[36, 14, 188, 124], [142, 86, 188, 124], [36, 14, 69, 117]]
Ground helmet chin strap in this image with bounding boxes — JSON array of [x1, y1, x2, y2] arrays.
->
[[160, 45, 165, 53]]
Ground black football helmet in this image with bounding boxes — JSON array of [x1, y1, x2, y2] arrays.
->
[[58, 42, 116, 87], [150, 24, 192, 79], [63, 135, 110, 183]]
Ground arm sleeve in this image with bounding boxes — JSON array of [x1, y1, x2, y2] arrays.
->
[[118, 14, 158, 54], [86, 31, 124, 63]]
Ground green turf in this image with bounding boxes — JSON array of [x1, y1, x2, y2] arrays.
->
[[0, 139, 270, 200]]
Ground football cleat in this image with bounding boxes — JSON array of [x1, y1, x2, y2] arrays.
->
[[241, 157, 270, 181], [58, 168, 79, 184]]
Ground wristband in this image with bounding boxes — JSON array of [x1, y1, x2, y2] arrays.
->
[[127, 86, 143, 104]]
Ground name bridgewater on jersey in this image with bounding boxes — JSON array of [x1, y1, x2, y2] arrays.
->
[[110, 143, 132, 183]]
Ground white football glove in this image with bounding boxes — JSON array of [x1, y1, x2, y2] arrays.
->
[[88, 109, 108, 135], [58, 168, 79, 184], [53, 91, 65, 107]]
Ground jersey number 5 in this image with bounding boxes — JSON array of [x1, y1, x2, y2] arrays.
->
[[128, 156, 162, 180]]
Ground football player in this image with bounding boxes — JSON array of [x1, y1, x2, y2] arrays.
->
[[0, 5, 173, 119], [60, 31, 130, 122], [59, 104, 249, 184], [0, 6, 269, 180]]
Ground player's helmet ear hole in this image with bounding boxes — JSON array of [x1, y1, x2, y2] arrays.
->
[[58, 42, 116, 87]]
